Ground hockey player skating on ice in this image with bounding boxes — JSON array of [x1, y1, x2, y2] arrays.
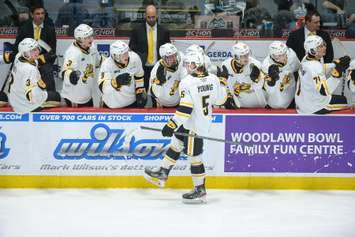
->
[[218, 42, 267, 108], [8, 38, 60, 113], [98, 40, 147, 108], [149, 43, 186, 107], [144, 51, 228, 203], [262, 41, 300, 109], [61, 24, 103, 107], [295, 35, 350, 114]]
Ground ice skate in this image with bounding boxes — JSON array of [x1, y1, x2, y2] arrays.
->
[[182, 185, 207, 204], [144, 167, 169, 188]]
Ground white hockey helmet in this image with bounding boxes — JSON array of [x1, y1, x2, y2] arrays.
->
[[18, 38, 39, 58], [74, 24, 93, 41], [232, 42, 250, 59], [159, 43, 179, 67], [110, 40, 129, 63], [269, 41, 287, 57], [183, 51, 205, 73], [185, 44, 205, 55], [304, 35, 324, 55], [349, 59, 355, 70], [159, 43, 178, 58]]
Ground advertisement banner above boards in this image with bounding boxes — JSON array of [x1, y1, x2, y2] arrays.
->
[[225, 115, 355, 175]]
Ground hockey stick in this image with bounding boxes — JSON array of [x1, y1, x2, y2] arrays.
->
[[140, 125, 251, 146], [332, 37, 349, 56], [1, 62, 13, 93], [204, 41, 215, 53]]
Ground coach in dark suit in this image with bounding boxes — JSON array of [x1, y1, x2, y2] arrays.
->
[[287, 10, 334, 63], [5, 4, 57, 91], [129, 4, 170, 91]]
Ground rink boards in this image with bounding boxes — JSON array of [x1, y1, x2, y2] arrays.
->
[[0, 109, 355, 189]]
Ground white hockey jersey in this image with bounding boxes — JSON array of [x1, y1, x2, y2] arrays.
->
[[9, 56, 47, 113], [221, 57, 266, 108], [295, 56, 342, 114], [98, 51, 144, 108], [149, 58, 187, 107], [61, 42, 102, 104], [262, 48, 300, 109], [347, 60, 355, 92], [172, 72, 227, 136]]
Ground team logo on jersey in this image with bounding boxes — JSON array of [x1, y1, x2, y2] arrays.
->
[[0, 128, 10, 159], [53, 124, 183, 160]]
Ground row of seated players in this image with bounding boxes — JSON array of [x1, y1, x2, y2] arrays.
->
[[0, 24, 354, 114]]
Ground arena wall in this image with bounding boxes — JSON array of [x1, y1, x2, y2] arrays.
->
[[1, 108, 354, 189]]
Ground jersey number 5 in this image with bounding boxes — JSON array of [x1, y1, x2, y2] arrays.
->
[[202, 95, 210, 116]]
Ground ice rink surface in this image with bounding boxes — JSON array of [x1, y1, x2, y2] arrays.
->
[[0, 189, 354, 237]]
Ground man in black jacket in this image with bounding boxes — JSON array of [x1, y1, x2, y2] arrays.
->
[[286, 10, 334, 63], [129, 4, 170, 91], [4, 4, 57, 91]]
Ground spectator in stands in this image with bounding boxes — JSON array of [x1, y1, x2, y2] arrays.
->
[[242, 0, 272, 33], [3, 3, 57, 92], [319, 0, 346, 27], [129, 3, 171, 93], [92, 0, 116, 28], [320, 1, 355, 30], [286, 10, 334, 63], [55, 0, 91, 36], [2, 1, 30, 27]]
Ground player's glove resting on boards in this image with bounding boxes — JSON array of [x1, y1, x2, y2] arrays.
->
[[69, 70, 80, 85], [162, 119, 178, 137], [224, 94, 237, 109], [136, 88, 147, 108], [267, 64, 280, 86], [332, 55, 350, 78]]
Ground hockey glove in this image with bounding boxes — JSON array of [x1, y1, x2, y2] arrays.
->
[[267, 64, 280, 86], [250, 64, 261, 83], [217, 65, 229, 80], [115, 73, 131, 86], [155, 64, 167, 85], [332, 55, 350, 78], [224, 94, 237, 109], [69, 70, 80, 85], [162, 119, 178, 137], [136, 88, 147, 108]]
